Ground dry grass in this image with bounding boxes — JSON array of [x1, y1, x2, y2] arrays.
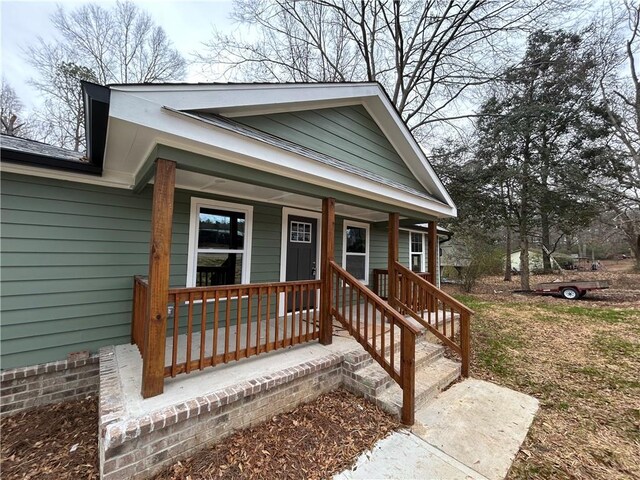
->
[[447, 267, 640, 479]]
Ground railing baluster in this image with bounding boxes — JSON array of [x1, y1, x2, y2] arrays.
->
[[450, 306, 454, 340], [356, 289, 361, 335], [305, 283, 310, 342], [186, 292, 194, 374], [312, 286, 318, 338], [200, 291, 208, 370], [270, 286, 275, 350], [257, 287, 264, 352], [212, 290, 219, 367], [265, 286, 271, 351], [264, 287, 270, 352], [235, 288, 242, 360], [246, 288, 253, 357], [171, 293, 179, 377], [298, 283, 303, 344], [224, 289, 231, 362]]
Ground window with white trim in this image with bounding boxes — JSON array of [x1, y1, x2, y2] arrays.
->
[[187, 198, 253, 287], [343, 221, 369, 283], [409, 232, 425, 273]]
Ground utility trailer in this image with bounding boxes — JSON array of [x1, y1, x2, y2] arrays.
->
[[533, 280, 611, 300]]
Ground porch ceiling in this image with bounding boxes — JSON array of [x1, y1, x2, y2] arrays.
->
[[173, 169, 389, 222]]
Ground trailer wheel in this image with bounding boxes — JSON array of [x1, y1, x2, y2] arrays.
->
[[561, 287, 579, 300]]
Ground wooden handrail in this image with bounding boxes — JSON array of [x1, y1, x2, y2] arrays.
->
[[330, 261, 421, 335], [329, 260, 419, 425], [394, 263, 474, 315], [392, 261, 472, 377], [372, 269, 432, 300]]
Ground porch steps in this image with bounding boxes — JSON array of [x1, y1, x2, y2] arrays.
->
[[342, 337, 461, 418], [376, 357, 461, 417]]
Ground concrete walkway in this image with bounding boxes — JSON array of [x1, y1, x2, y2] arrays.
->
[[335, 379, 538, 480]]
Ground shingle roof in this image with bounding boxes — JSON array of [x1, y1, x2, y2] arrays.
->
[[1, 135, 87, 163], [168, 108, 439, 204]]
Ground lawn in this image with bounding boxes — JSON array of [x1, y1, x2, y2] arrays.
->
[[451, 271, 640, 479]]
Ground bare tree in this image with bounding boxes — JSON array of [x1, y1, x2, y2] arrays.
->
[[1, 78, 29, 137], [597, 1, 640, 267], [25, 1, 186, 150], [196, 0, 572, 140]]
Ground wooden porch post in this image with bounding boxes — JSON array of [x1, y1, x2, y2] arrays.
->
[[428, 220, 437, 283], [388, 213, 399, 306], [142, 159, 176, 398], [320, 197, 335, 345]]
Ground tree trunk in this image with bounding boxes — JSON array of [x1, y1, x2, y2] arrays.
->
[[504, 227, 512, 281], [520, 235, 531, 291], [541, 212, 552, 273]]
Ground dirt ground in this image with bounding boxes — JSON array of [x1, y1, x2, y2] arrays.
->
[[444, 264, 640, 479]]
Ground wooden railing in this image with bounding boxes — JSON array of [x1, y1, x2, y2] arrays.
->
[[131, 276, 149, 355], [391, 262, 472, 377], [164, 279, 321, 377], [372, 269, 432, 300], [329, 260, 421, 425]]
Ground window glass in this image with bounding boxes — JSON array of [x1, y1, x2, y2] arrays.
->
[[346, 226, 366, 253], [198, 208, 245, 249], [346, 255, 366, 280], [196, 253, 243, 286], [290, 221, 312, 243], [411, 232, 423, 253]]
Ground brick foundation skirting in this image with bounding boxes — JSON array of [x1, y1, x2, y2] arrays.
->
[[0, 355, 100, 415], [99, 346, 344, 480]]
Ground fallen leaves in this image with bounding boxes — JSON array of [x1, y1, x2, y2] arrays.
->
[[153, 389, 400, 480], [0, 397, 98, 480]]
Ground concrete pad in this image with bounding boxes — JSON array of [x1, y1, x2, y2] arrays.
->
[[414, 379, 539, 480], [334, 431, 487, 480]]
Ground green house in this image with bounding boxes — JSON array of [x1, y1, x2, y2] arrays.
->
[[1, 82, 464, 410]]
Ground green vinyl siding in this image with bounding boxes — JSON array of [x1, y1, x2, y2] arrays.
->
[[234, 105, 427, 192], [0, 173, 282, 369]]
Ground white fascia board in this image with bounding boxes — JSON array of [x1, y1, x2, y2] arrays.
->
[[110, 83, 380, 112]]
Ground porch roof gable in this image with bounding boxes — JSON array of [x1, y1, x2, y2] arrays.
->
[[105, 82, 456, 217]]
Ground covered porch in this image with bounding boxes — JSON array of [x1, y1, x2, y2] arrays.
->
[[131, 154, 471, 427]]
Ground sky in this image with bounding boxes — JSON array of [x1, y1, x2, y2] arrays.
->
[[1, 0, 235, 112]]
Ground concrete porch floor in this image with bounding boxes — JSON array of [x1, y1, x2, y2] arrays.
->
[[117, 305, 457, 416]]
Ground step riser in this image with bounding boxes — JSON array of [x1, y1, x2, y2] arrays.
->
[[345, 345, 445, 397]]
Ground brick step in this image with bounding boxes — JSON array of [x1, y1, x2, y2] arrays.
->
[[342, 333, 443, 371], [375, 357, 461, 417], [345, 340, 444, 400]]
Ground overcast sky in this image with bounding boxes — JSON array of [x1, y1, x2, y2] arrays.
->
[[1, 0, 235, 112]]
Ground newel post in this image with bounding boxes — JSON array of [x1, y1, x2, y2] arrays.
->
[[142, 159, 176, 398], [388, 213, 399, 307], [400, 326, 416, 425], [320, 197, 335, 345]]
